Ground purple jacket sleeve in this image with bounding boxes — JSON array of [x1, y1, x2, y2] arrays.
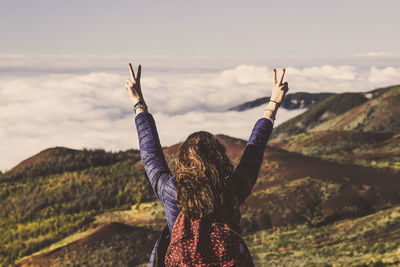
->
[[234, 118, 274, 202], [135, 112, 180, 232]]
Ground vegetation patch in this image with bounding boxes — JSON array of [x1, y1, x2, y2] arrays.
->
[[0, 148, 155, 266], [245, 205, 400, 266]]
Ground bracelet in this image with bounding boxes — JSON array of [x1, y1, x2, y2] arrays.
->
[[269, 99, 281, 107], [134, 99, 148, 113]]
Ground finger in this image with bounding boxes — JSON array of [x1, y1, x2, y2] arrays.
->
[[126, 77, 136, 84], [279, 68, 286, 85], [128, 63, 136, 80], [137, 65, 141, 80], [273, 69, 277, 84], [125, 86, 137, 96], [125, 86, 132, 93], [282, 82, 289, 91]]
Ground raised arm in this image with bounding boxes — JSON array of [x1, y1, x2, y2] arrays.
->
[[125, 63, 179, 232], [126, 63, 170, 194], [235, 68, 289, 202], [135, 112, 171, 197]]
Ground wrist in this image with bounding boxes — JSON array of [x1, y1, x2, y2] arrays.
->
[[262, 109, 276, 120], [134, 99, 148, 114], [133, 98, 145, 105], [266, 101, 279, 111], [269, 99, 281, 107], [135, 107, 148, 115], [263, 102, 279, 120]]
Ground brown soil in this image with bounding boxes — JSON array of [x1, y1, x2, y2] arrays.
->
[[9, 147, 75, 172], [243, 145, 400, 228], [15, 222, 156, 267]]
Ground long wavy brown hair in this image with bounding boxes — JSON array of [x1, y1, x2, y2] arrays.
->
[[175, 131, 244, 219]]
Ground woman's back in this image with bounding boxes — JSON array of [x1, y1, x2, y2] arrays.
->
[[126, 63, 289, 266], [135, 112, 273, 266]]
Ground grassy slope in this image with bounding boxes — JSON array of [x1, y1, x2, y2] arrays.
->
[[271, 93, 368, 139], [15, 201, 165, 266], [312, 85, 400, 133], [17, 201, 400, 266], [247, 205, 400, 266], [270, 85, 400, 171], [2, 147, 138, 182], [270, 131, 400, 171], [10, 135, 400, 266], [0, 148, 154, 266], [271, 85, 399, 140]]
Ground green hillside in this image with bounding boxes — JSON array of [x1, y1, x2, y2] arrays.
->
[[270, 131, 400, 171], [312, 85, 400, 133], [2, 147, 138, 182], [247, 204, 400, 266], [270, 85, 400, 171], [0, 148, 154, 266], [16, 202, 400, 266], [271, 85, 398, 140], [3, 140, 400, 266]]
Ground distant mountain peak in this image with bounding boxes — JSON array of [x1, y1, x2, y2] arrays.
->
[[228, 92, 334, 112]]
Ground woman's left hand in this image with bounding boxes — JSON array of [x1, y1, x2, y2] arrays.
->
[[125, 63, 144, 105]]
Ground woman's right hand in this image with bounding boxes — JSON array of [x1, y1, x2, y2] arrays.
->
[[270, 68, 289, 105], [262, 68, 289, 120]]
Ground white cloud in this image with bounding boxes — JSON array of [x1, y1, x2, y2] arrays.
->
[[287, 65, 357, 80], [368, 67, 400, 85], [1, 64, 399, 171]]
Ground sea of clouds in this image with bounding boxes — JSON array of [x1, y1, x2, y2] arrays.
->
[[1, 55, 400, 171]]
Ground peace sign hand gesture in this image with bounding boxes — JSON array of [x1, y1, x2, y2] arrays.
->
[[270, 68, 289, 105], [125, 63, 144, 105], [262, 68, 289, 121]]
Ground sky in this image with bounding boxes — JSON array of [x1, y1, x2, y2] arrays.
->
[[1, 0, 400, 171], [1, 0, 400, 57]]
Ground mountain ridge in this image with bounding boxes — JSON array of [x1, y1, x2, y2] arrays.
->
[[228, 92, 334, 111]]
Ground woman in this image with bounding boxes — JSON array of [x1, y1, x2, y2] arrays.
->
[[125, 63, 288, 266]]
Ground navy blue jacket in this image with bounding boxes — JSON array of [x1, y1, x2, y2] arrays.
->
[[135, 112, 274, 266]]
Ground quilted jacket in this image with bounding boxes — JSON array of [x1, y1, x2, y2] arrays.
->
[[135, 112, 274, 266]]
